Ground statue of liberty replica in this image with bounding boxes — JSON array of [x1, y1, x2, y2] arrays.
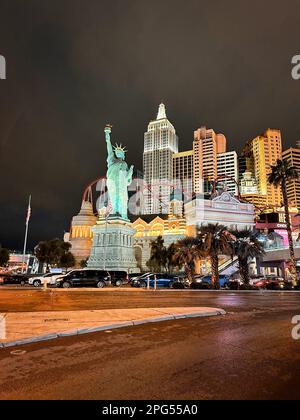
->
[[105, 125, 134, 220], [88, 125, 138, 272]]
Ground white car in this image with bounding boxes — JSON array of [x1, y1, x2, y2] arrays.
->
[[28, 273, 64, 287]]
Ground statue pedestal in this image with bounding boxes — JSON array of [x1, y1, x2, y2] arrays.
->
[[87, 217, 138, 272]]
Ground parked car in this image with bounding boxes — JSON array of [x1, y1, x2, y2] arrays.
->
[[0, 274, 28, 286], [128, 272, 146, 284], [109, 271, 129, 287], [190, 275, 231, 289], [190, 277, 213, 289], [129, 273, 151, 282], [131, 273, 187, 289], [253, 277, 292, 290], [55, 269, 111, 288], [249, 276, 265, 286], [28, 272, 64, 288]]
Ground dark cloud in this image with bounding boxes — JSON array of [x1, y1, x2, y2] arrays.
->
[[1, 0, 300, 249]]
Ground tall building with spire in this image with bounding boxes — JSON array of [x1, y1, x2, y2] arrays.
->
[[143, 103, 178, 214]]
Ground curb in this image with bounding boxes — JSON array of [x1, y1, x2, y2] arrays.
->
[[0, 309, 226, 349]]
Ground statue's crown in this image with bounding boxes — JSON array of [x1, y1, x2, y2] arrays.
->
[[113, 143, 127, 153]]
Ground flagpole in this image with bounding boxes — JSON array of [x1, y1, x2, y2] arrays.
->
[[22, 195, 31, 274]]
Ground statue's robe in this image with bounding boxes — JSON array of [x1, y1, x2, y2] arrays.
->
[[107, 157, 129, 218]]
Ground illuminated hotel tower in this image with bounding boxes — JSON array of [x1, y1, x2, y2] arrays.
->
[[217, 151, 239, 195], [173, 150, 194, 199], [193, 127, 227, 194], [242, 129, 282, 207], [143, 103, 178, 214], [282, 147, 300, 210]]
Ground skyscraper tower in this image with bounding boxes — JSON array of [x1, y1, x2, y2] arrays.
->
[[173, 150, 194, 199], [217, 151, 239, 195], [193, 127, 227, 194], [242, 128, 282, 208], [143, 103, 178, 214], [282, 147, 300, 210]]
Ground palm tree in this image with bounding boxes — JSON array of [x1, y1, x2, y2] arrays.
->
[[166, 243, 178, 273], [172, 237, 204, 282], [0, 244, 10, 267], [230, 229, 265, 287], [147, 236, 167, 272], [268, 159, 299, 286], [197, 224, 232, 288]]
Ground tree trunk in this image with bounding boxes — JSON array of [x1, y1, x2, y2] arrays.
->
[[282, 178, 297, 286], [239, 257, 250, 286], [211, 255, 220, 289], [185, 263, 193, 283]]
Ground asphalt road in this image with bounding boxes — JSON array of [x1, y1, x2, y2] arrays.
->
[[0, 289, 300, 400]]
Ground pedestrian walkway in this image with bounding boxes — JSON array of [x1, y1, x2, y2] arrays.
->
[[0, 307, 225, 348]]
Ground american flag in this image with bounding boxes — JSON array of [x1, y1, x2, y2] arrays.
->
[[26, 196, 31, 225]]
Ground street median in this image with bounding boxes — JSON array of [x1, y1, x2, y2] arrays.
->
[[0, 307, 226, 348]]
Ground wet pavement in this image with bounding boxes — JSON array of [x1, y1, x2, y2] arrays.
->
[[0, 287, 300, 314], [0, 289, 299, 400]]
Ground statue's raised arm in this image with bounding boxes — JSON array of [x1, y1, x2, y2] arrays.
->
[[104, 125, 115, 167]]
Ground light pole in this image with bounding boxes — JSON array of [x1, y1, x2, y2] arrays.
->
[[103, 219, 109, 271], [22, 195, 31, 274], [103, 203, 112, 271]]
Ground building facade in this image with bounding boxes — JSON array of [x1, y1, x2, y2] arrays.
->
[[173, 150, 194, 200], [238, 156, 247, 180], [282, 147, 300, 210], [217, 151, 239, 195], [143, 103, 178, 214], [239, 171, 261, 208], [242, 129, 282, 208], [184, 191, 255, 236], [193, 127, 226, 194], [68, 201, 97, 265], [133, 214, 186, 272]]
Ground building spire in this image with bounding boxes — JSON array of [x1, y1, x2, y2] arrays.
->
[[157, 103, 167, 120]]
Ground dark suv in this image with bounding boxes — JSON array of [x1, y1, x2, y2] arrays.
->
[[109, 271, 129, 287], [56, 270, 110, 289], [0, 274, 28, 286]]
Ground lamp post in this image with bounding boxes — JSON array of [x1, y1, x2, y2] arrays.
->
[[22, 195, 31, 274], [103, 203, 112, 271], [103, 220, 109, 271]]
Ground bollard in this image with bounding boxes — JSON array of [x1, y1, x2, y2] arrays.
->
[[43, 279, 48, 291], [147, 276, 150, 290]]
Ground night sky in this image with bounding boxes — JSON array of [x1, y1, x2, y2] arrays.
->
[[1, 0, 300, 250]]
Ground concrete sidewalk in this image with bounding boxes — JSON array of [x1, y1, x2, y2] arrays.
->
[[0, 307, 225, 348]]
